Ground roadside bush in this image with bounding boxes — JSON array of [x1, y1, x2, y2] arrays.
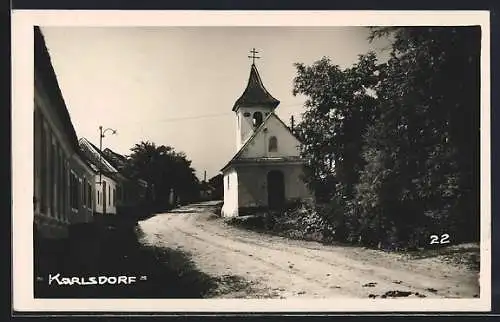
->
[[315, 197, 350, 242], [268, 202, 335, 243], [223, 201, 340, 244], [225, 215, 267, 231]]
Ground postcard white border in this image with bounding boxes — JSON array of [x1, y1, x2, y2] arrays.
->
[[12, 10, 491, 313]]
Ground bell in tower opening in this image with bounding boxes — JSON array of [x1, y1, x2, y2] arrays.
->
[[252, 111, 263, 128]]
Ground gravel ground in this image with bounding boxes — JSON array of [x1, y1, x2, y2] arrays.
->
[[138, 201, 480, 299]]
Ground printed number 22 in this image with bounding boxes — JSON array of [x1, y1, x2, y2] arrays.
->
[[430, 234, 450, 245]]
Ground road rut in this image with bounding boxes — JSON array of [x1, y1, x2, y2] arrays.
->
[[138, 202, 480, 299]]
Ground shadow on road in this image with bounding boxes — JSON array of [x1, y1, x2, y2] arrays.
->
[[34, 221, 219, 298]]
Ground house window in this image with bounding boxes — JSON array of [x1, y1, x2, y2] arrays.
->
[[60, 153, 65, 218], [113, 188, 116, 205], [40, 120, 47, 213], [62, 159, 66, 215], [50, 141, 56, 216], [252, 112, 263, 127], [117, 186, 122, 203], [269, 136, 278, 152], [82, 178, 86, 208], [47, 134, 54, 216], [88, 183, 92, 208], [108, 186, 111, 206], [97, 190, 100, 205], [227, 176, 230, 189], [59, 150, 64, 219], [70, 172, 79, 210], [57, 146, 62, 218]]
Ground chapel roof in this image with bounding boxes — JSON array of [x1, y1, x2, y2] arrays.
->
[[232, 63, 280, 112]]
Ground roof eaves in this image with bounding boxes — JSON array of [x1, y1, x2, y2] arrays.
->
[[35, 26, 80, 152], [79, 138, 118, 173]]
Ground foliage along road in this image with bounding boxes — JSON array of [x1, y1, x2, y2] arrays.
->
[[137, 201, 480, 299]]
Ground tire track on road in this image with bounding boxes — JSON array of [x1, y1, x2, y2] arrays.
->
[[186, 216, 449, 298], [173, 226, 355, 297], [139, 208, 479, 299]]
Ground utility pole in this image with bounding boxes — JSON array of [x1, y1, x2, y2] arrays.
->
[[290, 115, 295, 133], [204, 170, 207, 182], [97, 125, 117, 185]]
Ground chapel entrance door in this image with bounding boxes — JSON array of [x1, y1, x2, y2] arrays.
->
[[267, 170, 285, 210]]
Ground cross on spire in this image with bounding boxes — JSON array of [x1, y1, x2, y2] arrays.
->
[[248, 48, 260, 65]]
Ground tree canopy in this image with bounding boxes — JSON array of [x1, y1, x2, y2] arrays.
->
[[123, 141, 200, 211], [293, 26, 480, 248]]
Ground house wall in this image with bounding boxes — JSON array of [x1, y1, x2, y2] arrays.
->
[[221, 168, 239, 217], [69, 155, 95, 224], [34, 93, 71, 239], [236, 163, 312, 211], [94, 174, 117, 215], [34, 78, 95, 239], [117, 179, 135, 207], [115, 178, 152, 219]]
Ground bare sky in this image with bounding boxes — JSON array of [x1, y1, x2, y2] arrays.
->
[[41, 26, 390, 180]]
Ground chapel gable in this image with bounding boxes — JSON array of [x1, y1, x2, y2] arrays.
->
[[238, 114, 302, 159]]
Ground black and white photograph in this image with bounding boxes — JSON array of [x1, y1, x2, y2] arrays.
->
[[12, 11, 490, 312]]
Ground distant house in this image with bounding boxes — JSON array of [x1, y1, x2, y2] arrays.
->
[[79, 138, 120, 218], [208, 174, 224, 200], [102, 147, 154, 216], [221, 61, 313, 217], [79, 139, 154, 220], [34, 26, 96, 239], [199, 181, 216, 201]]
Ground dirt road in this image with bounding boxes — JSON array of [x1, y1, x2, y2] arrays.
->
[[137, 201, 480, 299]]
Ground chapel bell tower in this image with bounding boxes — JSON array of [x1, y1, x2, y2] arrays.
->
[[232, 48, 280, 150]]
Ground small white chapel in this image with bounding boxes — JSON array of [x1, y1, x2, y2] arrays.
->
[[221, 49, 313, 218]]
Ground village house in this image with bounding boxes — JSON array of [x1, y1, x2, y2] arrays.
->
[[199, 181, 216, 201], [33, 26, 157, 285], [102, 147, 154, 218], [220, 57, 313, 217], [79, 138, 155, 220], [34, 26, 97, 239], [78, 138, 121, 219]]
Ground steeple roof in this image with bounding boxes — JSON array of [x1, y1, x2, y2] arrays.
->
[[232, 63, 280, 111]]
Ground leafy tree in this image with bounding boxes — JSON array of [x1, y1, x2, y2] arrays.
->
[[293, 52, 380, 203], [293, 26, 480, 247], [355, 26, 480, 246], [124, 141, 200, 211]]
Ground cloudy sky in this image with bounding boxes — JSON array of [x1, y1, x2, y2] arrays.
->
[[41, 26, 391, 180]]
